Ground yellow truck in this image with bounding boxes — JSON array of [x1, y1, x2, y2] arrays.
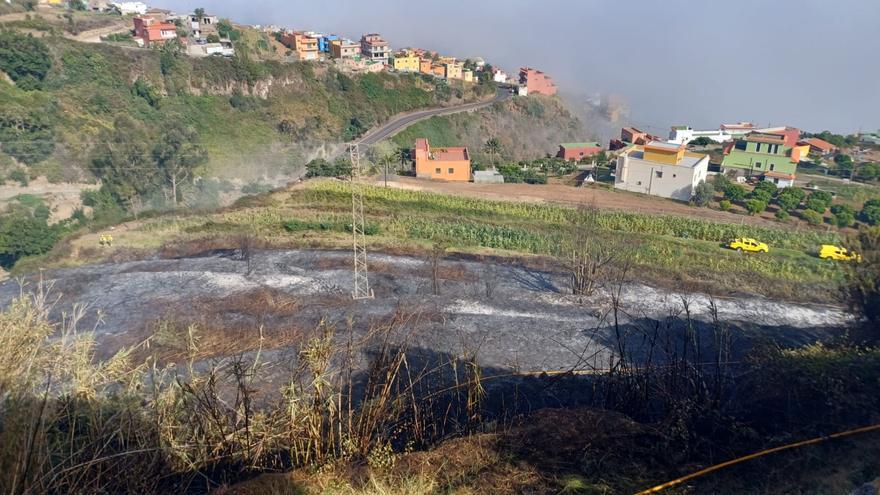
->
[[728, 238, 769, 253], [819, 244, 861, 262]]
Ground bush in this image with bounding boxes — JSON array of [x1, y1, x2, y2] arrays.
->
[[691, 181, 714, 207], [718, 199, 731, 211], [801, 209, 824, 226], [8, 170, 28, 187], [744, 199, 767, 215], [776, 187, 805, 211], [305, 158, 352, 178], [724, 183, 747, 202], [831, 211, 855, 228], [752, 181, 778, 198], [859, 199, 880, 226], [0, 31, 51, 88], [775, 209, 790, 221], [805, 191, 833, 213]]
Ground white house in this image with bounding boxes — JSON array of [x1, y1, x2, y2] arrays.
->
[[667, 122, 759, 145], [492, 68, 508, 84], [614, 141, 710, 201], [110, 1, 147, 15]]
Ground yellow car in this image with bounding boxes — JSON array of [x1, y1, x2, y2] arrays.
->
[[729, 238, 769, 253], [819, 244, 861, 262]]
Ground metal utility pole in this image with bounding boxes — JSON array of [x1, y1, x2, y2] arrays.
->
[[349, 144, 374, 300]]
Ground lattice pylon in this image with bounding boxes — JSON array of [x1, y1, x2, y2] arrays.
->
[[349, 144, 374, 300]]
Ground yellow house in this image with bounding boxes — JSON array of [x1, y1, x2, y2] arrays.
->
[[462, 69, 473, 83], [392, 52, 420, 72], [793, 143, 811, 162], [444, 62, 463, 80], [643, 141, 685, 165]]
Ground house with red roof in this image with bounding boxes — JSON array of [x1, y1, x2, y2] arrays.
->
[[133, 16, 177, 47], [799, 137, 838, 156]]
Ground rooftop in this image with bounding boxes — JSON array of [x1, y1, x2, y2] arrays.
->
[[627, 146, 706, 169], [644, 140, 683, 151], [801, 137, 836, 150], [746, 132, 786, 145], [432, 147, 469, 161], [560, 142, 601, 149]]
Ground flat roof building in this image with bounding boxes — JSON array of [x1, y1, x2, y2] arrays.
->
[[558, 142, 602, 161], [519, 67, 556, 96], [414, 138, 471, 182], [361, 33, 390, 64], [614, 141, 710, 201]]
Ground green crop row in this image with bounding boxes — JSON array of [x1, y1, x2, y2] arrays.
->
[[304, 181, 840, 251]]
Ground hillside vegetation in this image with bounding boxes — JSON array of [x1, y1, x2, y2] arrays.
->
[[390, 95, 586, 163], [0, 31, 493, 184]]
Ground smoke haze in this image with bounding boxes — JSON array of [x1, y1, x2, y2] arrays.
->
[[157, 0, 880, 135]]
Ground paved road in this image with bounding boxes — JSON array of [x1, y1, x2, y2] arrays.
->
[[336, 88, 511, 158]]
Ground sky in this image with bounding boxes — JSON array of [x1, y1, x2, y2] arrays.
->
[[156, 0, 880, 135]]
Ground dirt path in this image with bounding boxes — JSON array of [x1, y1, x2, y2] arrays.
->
[[383, 177, 786, 227], [0, 178, 98, 223]]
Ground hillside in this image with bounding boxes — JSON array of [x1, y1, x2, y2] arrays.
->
[[0, 32, 494, 184], [390, 94, 586, 163]]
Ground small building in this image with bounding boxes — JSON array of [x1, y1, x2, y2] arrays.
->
[[189, 13, 218, 39], [419, 58, 434, 74], [721, 130, 802, 183], [329, 38, 359, 59], [281, 32, 319, 61], [392, 51, 419, 72], [614, 141, 710, 201], [860, 130, 880, 146], [317, 34, 338, 53], [360, 33, 390, 64], [87, 0, 111, 12], [799, 137, 838, 156], [473, 170, 504, 184], [414, 138, 471, 182], [444, 61, 462, 80], [492, 68, 508, 83], [621, 126, 658, 146], [462, 69, 473, 83], [110, 1, 147, 15], [558, 142, 602, 161], [518, 67, 556, 96], [133, 16, 177, 47]]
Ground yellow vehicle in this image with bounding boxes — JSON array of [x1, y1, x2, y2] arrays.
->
[[819, 244, 861, 262], [728, 237, 769, 253], [99, 234, 113, 247]]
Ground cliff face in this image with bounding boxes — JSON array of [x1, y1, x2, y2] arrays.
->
[[391, 95, 588, 162]]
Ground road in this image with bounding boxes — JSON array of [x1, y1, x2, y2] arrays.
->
[[334, 88, 511, 159]]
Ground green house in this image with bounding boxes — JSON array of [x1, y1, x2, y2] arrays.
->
[[721, 132, 800, 178]]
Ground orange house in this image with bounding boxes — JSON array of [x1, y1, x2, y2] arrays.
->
[[414, 138, 471, 182]]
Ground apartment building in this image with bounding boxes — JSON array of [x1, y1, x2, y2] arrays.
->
[[329, 38, 359, 59], [518, 67, 556, 96], [392, 51, 420, 72], [414, 138, 471, 182], [360, 33, 390, 64], [614, 141, 709, 201], [281, 32, 319, 61], [444, 61, 463, 79]]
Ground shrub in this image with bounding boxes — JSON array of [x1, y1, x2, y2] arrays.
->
[[805, 191, 833, 213], [8, 170, 28, 187], [724, 183, 747, 202], [750, 188, 773, 203], [859, 199, 880, 226], [775, 210, 790, 221], [718, 199, 731, 211], [753, 181, 778, 198], [831, 211, 855, 228], [801, 209, 824, 226], [776, 187, 805, 211], [691, 181, 714, 207], [744, 199, 767, 215], [0, 31, 51, 88]]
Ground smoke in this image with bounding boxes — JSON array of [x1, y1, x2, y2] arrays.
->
[[156, 0, 879, 134]]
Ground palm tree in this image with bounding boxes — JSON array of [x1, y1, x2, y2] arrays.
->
[[392, 147, 410, 174], [482, 138, 502, 168]]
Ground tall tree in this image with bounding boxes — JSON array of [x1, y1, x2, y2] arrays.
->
[[482, 138, 502, 167], [90, 116, 157, 206], [153, 122, 208, 208]]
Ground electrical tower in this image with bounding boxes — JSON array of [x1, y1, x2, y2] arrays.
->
[[349, 144, 374, 299]]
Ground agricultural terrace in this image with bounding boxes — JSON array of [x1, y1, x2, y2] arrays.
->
[[53, 180, 847, 303]]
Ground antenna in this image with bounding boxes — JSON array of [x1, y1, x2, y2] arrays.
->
[[349, 144, 374, 300]]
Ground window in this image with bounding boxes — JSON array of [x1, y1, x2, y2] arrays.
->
[[637, 181, 642, 185], [672, 174, 677, 178], [448, 168, 454, 174], [755, 162, 762, 168], [756, 143, 762, 152], [735, 140, 746, 150], [655, 171, 663, 178], [435, 168, 441, 174], [769, 163, 775, 171]]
